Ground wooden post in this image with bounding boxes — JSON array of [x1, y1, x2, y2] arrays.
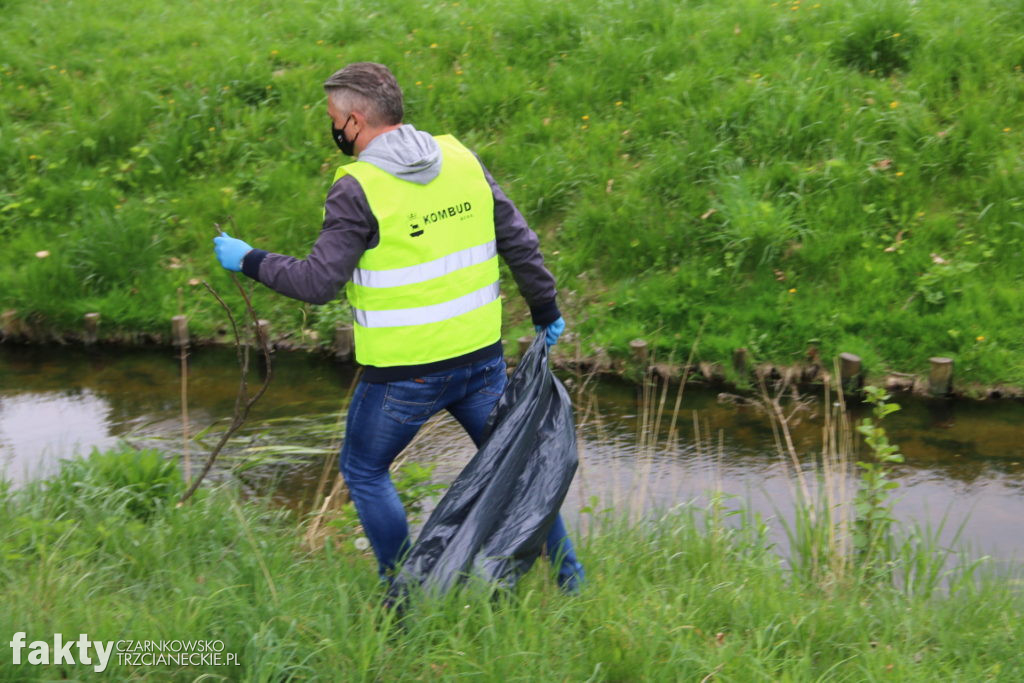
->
[[732, 347, 749, 378], [838, 352, 862, 393], [1, 310, 17, 341], [83, 312, 100, 345], [928, 357, 954, 396], [699, 362, 721, 382], [629, 338, 649, 365], [517, 335, 533, 357], [333, 323, 354, 361], [256, 319, 271, 346], [171, 315, 189, 347]]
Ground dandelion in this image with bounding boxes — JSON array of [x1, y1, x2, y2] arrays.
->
[[28, 154, 39, 160], [788, 288, 797, 294], [430, 43, 438, 48], [976, 335, 986, 342], [892, 33, 901, 38], [1003, 127, 1012, 132], [208, 127, 216, 132], [354, 537, 370, 550], [615, 100, 623, 106], [35, 250, 50, 259], [48, 65, 57, 70], [895, 171, 904, 177], [316, 39, 325, 45], [415, 80, 422, 85], [889, 101, 899, 109], [270, 49, 279, 56], [581, 115, 589, 121]]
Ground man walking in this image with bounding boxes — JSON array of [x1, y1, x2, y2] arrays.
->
[[213, 62, 584, 592]]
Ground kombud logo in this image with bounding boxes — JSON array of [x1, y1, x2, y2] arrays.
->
[[9, 632, 113, 673]]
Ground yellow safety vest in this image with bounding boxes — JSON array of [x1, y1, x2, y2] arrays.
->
[[333, 135, 501, 367]]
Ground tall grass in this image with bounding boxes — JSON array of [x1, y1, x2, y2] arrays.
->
[[2, 0, 1023, 384], [0, 444, 1020, 680]]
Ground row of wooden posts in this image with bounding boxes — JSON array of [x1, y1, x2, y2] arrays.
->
[[1, 309, 955, 397], [518, 334, 956, 398], [0, 309, 358, 362]]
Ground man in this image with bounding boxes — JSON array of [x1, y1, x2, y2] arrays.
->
[[213, 62, 584, 592]]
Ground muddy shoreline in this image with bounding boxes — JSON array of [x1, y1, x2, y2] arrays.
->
[[2, 319, 1021, 404]]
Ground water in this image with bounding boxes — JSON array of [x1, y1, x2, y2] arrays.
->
[[1, 343, 1022, 570]]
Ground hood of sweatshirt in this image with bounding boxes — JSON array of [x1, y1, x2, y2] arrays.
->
[[357, 124, 442, 185]]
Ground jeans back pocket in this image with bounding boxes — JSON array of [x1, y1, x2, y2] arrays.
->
[[382, 375, 452, 424]]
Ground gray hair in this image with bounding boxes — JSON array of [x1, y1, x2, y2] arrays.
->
[[323, 62, 404, 126]]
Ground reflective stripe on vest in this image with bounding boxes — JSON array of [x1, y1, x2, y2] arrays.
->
[[352, 281, 500, 328], [352, 240, 497, 289], [334, 134, 500, 367]]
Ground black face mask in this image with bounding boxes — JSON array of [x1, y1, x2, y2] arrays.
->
[[332, 116, 357, 156]]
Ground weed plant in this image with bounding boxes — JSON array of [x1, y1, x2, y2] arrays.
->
[[2, 0, 1023, 385]]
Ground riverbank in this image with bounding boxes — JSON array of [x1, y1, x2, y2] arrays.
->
[[1, 446, 1021, 681], [2, 0, 1023, 390], [2, 318, 1021, 404]]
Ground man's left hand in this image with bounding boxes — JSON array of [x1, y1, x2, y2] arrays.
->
[[535, 316, 566, 347], [213, 232, 253, 272]]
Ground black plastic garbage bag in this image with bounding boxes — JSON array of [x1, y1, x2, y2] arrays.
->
[[390, 333, 577, 597]]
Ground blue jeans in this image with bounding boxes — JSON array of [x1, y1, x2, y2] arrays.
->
[[339, 355, 583, 589]]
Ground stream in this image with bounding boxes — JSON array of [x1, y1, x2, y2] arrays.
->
[[2, 343, 1022, 573]]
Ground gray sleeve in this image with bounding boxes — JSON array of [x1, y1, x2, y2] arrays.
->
[[478, 161, 562, 326], [241, 175, 379, 305]]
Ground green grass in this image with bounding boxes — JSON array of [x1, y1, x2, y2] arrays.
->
[[1, 446, 1021, 681], [2, 0, 1023, 386]]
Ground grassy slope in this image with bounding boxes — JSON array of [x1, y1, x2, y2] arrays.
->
[[1, 449, 1021, 681], [1, 0, 1022, 385]]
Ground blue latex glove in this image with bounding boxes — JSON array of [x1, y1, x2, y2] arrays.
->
[[213, 232, 252, 272], [534, 316, 566, 347]]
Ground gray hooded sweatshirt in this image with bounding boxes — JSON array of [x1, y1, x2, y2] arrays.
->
[[241, 124, 560, 380]]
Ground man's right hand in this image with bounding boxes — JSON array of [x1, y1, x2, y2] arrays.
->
[[535, 316, 566, 347]]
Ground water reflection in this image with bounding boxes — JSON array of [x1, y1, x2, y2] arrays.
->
[[0, 389, 115, 484], [1, 343, 1022, 566]]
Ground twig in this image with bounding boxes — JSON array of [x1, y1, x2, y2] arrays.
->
[[177, 275, 273, 505], [306, 367, 362, 515], [177, 287, 191, 484]]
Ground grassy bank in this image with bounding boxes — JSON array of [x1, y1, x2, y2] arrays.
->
[[1, 446, 1021, 681], [2, 0, 1023, 385]]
